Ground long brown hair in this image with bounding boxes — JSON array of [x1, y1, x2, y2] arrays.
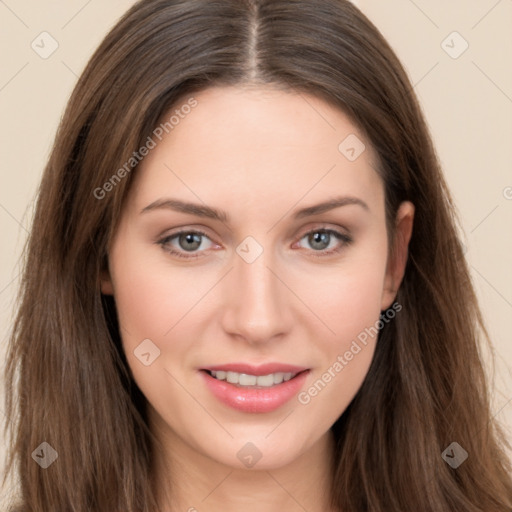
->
[[3, 0, 512, 510]]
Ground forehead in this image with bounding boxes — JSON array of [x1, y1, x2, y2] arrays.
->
[[162, 85, 370, 153], [128, 85, 383, 218]]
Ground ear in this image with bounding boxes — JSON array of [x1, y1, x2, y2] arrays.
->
[[99, 261, 114, 295], [381, 201, 415, 310]]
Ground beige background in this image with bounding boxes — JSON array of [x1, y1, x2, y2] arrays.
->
[[1, 0, 511, 503]]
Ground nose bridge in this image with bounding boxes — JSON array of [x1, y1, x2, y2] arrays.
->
[[221, 239, 289, 343]]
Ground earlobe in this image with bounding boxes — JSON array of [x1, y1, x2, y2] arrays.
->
[[381, 201, 415, 310], [99, 268, 114, 295]]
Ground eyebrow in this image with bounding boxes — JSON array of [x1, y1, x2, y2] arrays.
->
[[140, 195, 369, 223]]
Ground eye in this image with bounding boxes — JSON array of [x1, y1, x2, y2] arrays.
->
[[157, 226, 353, 260], [294, 228, 353, 257], [157, 229, 216, 259]]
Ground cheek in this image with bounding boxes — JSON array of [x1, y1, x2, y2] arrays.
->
[[322, 269, 385, 327], [109, 246, 201, 410], [313, 269, 383, 372], [294, 246, 387, 409], [113, 273, 171, 347], [110, 238, 200, 341], [107, 247, 193, 403], [295, 270, 384, 428], [300, 247, 388, 350]]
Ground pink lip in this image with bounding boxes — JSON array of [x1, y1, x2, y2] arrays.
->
[[199, 364, 310, 414], [200, 362, 308, 376]]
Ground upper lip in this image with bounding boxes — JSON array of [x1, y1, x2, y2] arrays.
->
[[200, 363, 309, 376]]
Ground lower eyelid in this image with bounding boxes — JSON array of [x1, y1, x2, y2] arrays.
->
[[159, 230, 214, 253], [158, 228, 351, 257], [294, 229, 352, 253]]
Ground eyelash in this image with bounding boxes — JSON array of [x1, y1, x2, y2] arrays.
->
[[157, 227, 353, 260]]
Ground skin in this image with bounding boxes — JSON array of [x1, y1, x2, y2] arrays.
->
[[101, 85, 414, 512]]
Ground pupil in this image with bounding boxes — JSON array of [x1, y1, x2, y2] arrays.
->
[[310, 231, 329, 250], [178, 232, 330, 252], [181, 233, 201, 251]]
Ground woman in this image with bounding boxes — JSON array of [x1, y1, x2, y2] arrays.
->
[[3, 0, 512, 510]]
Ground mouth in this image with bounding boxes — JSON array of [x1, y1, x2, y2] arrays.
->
[[199, 363, 310, 413], [204, 369, 300, 388]]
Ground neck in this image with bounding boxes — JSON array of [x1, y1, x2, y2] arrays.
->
[[149, 410, 337, 512]]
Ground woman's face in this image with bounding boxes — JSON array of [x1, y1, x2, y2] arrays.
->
[[101, 85, 413, 471]]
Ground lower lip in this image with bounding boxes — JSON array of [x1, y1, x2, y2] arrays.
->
[[200, 370, 309, 413]]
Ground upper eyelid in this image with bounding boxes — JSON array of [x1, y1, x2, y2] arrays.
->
[[159, 222, 350, 242], [159, 224, 351, 252]]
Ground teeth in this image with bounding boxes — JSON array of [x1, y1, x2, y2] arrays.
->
[[273, 373, 284, 384], [209, 370, 297, 387], [239, 373, 257, 386], [226, 371, 238, 384]]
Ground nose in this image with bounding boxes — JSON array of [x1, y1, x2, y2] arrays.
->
[[220, 245, 292, 345]]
